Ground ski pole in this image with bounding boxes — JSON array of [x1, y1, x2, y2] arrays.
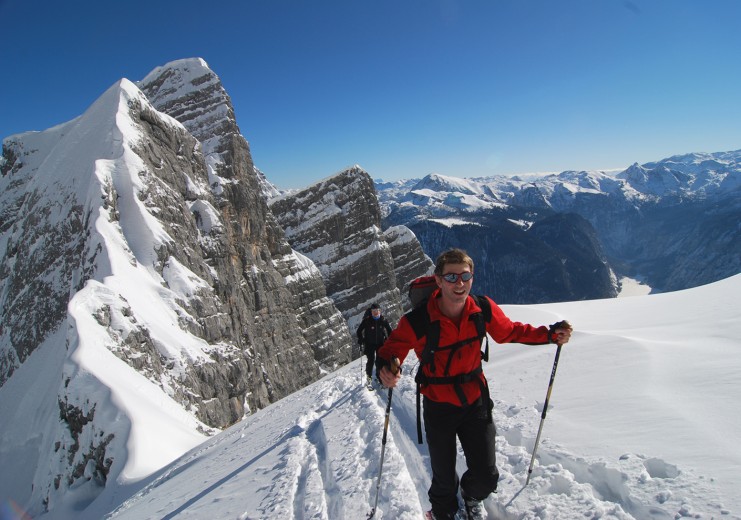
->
[[358, 340, 365, 386], [526, 344, 563, 485], [367, 357, 400, 519]]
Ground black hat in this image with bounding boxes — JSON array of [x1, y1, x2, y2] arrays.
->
[[370, 303, 380, 310]]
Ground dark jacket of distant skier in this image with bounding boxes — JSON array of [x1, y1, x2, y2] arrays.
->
[[356, 303, 393, 382]]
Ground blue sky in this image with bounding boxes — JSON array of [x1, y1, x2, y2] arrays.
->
[[2, 0, 740, 189]]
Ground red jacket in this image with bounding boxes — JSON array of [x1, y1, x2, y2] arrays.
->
[[377, 290, 550, 406]]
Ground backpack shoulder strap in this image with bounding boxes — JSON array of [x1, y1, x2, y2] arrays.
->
[[405, 303, 436, 445], [470, 294, 491, 361], [471, 294, 491, 321], [406, 303, 440, 371], [405, 303, 431, 341]]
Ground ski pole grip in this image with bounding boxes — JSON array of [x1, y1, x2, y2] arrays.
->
[[390, 357, 400, 375], [554, 320, 572, 330]]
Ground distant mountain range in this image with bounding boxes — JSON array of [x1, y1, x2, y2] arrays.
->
[[376, 150, 741, 302]]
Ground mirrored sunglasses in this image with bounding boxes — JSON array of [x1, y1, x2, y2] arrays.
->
[[441, 272, 473, 283]]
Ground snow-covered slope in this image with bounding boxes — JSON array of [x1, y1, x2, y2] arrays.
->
[[0, 78, 214, 516], [38, 274, 741, 520]]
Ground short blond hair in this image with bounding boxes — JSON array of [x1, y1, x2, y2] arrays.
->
[[434, 248, 474, 275]]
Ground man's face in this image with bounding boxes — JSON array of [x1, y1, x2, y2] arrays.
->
[[371, 308, 381, 318], [435, 262, 473, 305]]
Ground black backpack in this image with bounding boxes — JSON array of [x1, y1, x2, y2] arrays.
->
[[405, 276, 493, 443]]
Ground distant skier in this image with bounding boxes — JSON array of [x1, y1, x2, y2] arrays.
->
[[376, 248, 572, 520], [356, 303, 392, 386]]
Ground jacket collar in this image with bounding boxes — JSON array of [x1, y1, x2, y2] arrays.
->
[[427, 290, 481, 322]]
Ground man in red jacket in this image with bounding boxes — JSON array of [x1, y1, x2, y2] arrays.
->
[[377, 249, 572, 520]]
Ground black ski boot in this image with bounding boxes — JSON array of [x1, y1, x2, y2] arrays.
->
[[462, 494, 486, 520]]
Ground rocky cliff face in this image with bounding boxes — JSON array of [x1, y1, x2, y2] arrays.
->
[[137, 58, 352, 377], [0, 58, 353, 515], [407, 214, 617, 304], [529, 213, 617, 299], [0, 135, 88, 385], [383, 225, 435, 311], [269, 166, 433, 331]]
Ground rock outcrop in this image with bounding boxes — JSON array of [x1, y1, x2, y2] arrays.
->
[[383, 225, 435, 311], [269, 166, 433, 331], [137, 58, 352, 378]]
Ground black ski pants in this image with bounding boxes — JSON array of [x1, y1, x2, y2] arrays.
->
[[423, 396, 498, 517], [363, 344, 380, 378]]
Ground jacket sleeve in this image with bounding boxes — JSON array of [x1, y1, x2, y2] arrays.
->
[[356, 320, 365, 343], [485, 297, 550, 345], [376, 316, 421, 370], [383, 319, 393, 337]]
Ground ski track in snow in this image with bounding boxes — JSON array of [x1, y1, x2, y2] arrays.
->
[[106, 357, 736, 520]]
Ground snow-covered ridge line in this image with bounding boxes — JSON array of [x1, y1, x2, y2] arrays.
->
[[1, 57, 356, 518]]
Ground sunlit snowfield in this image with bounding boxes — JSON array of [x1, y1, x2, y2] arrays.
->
[[91, 274, 741, 520]]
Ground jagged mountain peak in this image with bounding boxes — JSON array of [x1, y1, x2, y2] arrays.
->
[[279, 164, 372, 200], [137, 57, 218, 101], [137, 57, 238, 146], [344, 163, 368, 173], [137, 58, 222, 112], [617, 162, 648, 179], [269, 164, 432, 328], [649, 150, 738, 167], [334, 164, 371, 183], [618, 162, 695, 197], [140, 57, 211, 82], [643, 150, 741, 181], [0, 73, 223, 514], [1, 58, 358, 517], [333, 164, 370, 180], [1, 76, 185, 233]]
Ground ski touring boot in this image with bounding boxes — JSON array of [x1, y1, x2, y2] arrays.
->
[[461, 493, 487, 520]]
